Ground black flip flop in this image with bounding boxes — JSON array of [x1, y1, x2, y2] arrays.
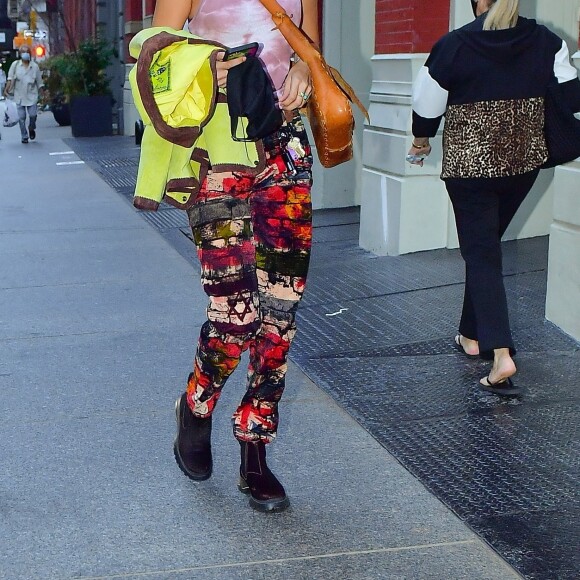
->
[[480, 376, 521, 396], [453, 335, 479, 360]]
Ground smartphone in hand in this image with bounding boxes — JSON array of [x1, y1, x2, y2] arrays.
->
[[406, 153, 428, 164], [223, 42, 259, 61]]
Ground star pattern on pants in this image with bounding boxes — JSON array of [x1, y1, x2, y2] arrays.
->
[[228, 292, 254, 322]]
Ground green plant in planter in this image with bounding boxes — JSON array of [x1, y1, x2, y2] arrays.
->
[[46, 38, 117, 136], [49, 37, 116, 99], [40, 56, 71, 126]]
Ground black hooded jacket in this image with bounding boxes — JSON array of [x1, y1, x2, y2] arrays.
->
[[412, 15, 580, 179]]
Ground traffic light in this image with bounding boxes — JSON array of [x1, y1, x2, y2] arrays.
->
[[34, 45, 46, 58]]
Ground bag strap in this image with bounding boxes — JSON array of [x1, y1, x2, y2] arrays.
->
[[328, 66, 370, 123], [258, 0, 318, 66], [257, 0, 369, 121]]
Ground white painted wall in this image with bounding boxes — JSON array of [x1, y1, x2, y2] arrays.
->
[[545, 47, 580, 340], [520, 1, 579, 46], [360, 55, 450, 255], [546, 158, 580, 339], [309, 0, 375, 209], [123, 64, 140, 138]]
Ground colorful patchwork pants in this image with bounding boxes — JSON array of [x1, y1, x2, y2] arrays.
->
[[185, 116, 313, 443]]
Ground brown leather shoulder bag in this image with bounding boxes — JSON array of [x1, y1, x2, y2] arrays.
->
[[259, 0, 369, 168]]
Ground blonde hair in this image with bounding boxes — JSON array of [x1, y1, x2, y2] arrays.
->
[[483, 0, 519, 31]]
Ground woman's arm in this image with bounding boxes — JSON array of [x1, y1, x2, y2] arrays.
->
[[406, 138, 432, 167], [301, 0, 320, 48], [406, 37, 451, 166], [152, 0, 199, 28], [278, 0, 318, 111]]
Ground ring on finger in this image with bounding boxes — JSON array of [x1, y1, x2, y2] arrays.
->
[[299, 91, 310, 100]]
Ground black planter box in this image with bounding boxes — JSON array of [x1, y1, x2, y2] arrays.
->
[[51, 103, 71, 127], [70, 95, 113, 137]]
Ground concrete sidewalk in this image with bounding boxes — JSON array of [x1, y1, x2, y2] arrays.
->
[[0, 113, 519, 579]]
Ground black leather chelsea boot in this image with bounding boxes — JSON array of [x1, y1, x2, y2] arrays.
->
[[238, 440, 290, 512], [173, 392, 212, 481]]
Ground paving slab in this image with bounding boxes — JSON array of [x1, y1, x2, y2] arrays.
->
[[0, 366, 517, 580]]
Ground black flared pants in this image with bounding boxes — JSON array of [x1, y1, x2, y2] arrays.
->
[[445, 169, 540, 356]]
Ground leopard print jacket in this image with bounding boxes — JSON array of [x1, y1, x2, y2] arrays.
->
[[442, 98, 549, 179]]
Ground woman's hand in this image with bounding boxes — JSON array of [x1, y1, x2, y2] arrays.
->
[[406, 139, 432, 167], [278, 61, 312, 111], [215, 52, 246, 88]]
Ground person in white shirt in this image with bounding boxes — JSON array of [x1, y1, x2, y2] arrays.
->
[[4, 46, 44, 143]]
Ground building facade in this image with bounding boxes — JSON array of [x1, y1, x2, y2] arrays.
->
[[63, 0, 96, 51]]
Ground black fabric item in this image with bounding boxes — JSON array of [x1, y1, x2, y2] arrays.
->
[[411, 17, 563, 139], [456, 16, 540, 64], [445, 170, 539, 356], [433, 18, 559, 102], [412, 111, 442, 139], [542, 78, 580, 168], [226, 56, 284, 142]]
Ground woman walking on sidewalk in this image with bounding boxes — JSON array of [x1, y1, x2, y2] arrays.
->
[[152, 0, 318, 512], [408, 0, 580, 394]]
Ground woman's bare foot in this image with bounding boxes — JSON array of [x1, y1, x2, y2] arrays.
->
[[456, 334, 479, 356], [480, 348, 516, 386]]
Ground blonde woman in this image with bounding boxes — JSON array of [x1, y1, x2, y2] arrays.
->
[[151, 0, 318, 512], [409, 0, 580, 395]]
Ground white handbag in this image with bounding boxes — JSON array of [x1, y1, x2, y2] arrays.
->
[[2, 99, 19, 127]]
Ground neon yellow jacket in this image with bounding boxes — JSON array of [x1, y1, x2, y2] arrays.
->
[[129, 27, 267, 211]]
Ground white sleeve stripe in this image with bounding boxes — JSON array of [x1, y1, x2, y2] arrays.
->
[[412, 66, 448, 119], [554, 40, 579, 84]]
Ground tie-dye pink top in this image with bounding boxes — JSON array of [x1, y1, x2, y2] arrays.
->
[[189, 0, 302, 92]]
